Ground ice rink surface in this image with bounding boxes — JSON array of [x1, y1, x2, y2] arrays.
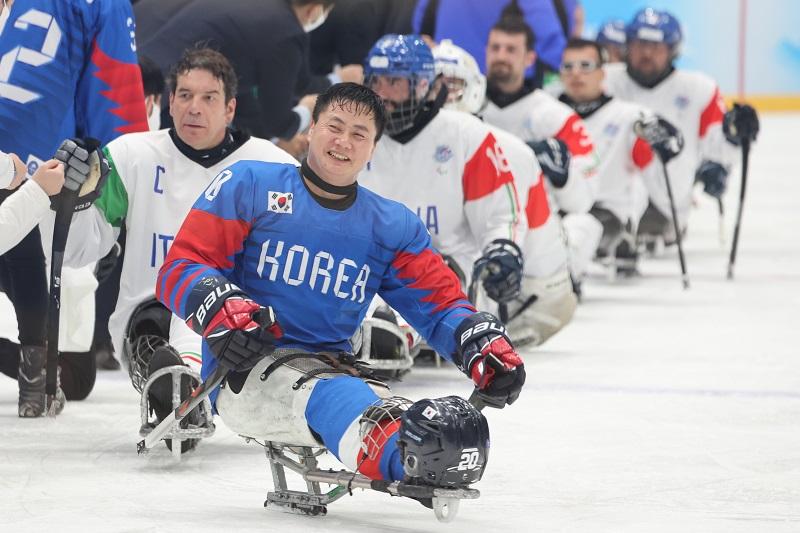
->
[[1, 114, 798, 532]]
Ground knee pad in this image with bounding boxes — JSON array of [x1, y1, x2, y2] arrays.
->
[[505, 270, 577, 347], [216, 349, 390, 448]]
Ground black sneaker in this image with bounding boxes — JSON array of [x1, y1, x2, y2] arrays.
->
[[146, 347, 199, 453]]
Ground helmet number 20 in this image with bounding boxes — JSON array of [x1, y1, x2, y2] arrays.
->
[[0, 9, 62, 104], [457, 448, 481, 471]]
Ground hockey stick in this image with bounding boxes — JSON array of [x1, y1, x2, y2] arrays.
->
[[137, 363, 227, 454], [717, 197, 726, 246], [659, 159, 690, 290], [727, 137, 751, 280], [467, 390, 486, 411], [45, 188, 78, 415]]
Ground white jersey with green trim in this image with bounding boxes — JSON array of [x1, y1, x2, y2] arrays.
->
[[64, 129, 298, 358], [357, 109, 524, 285], [488, 125, 568, 278]]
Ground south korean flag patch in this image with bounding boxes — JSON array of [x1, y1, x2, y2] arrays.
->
[[268, 191, 293, 214]]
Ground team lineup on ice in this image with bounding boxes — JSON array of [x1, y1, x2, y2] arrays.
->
[[1, 1, 798, 531]]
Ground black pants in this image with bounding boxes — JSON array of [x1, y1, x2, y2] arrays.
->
[[0, 189, 48, 347], [93, 227, 126, 348]]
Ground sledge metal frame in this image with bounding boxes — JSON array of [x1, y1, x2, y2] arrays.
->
[[138, 365, 216, 460], [258, 440, 479, 522]]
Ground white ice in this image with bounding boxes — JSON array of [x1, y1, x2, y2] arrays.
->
[[1, 114, 798, 533]]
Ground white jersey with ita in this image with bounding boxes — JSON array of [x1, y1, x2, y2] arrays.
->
[[64, 129, 298, 359], [483, 89, 600, 213], [488, 125, 568, 278], [358, 109, 523, 283], [603, 63, 735, 226], [579, 97, 656, 225]]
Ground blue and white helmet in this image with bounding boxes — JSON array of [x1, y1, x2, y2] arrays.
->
[[626, 8, 683, 55], [364, 34, 436, 135], [596, 19, 627, 46]]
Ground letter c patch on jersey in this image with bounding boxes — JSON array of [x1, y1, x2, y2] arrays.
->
[[268, 191, 293, 214]]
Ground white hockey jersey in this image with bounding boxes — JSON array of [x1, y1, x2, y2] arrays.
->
[[577, 97, 656, 225], [489, 125, 568, 278], [64, 129, 298, 356], [483, 89, 600, 213], [603, 63, 735, 226], [358, 109, 523, 283]]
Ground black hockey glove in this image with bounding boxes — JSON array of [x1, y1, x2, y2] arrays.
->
[[472, 239, 523, 303], [52, 137, 110, 212], [454, 312, 525, 409], [634, 115, 684, 164], [695, 160, 729, 199], [94, 241, 121, 284], [187, 281, 283, 372], [723, 103, 759, 146], [528, 138, 570, 188]]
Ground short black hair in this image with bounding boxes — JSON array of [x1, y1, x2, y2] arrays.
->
[[167, 46, 238, 102], [138, 55, 165, 97], [564, 37, 605, 65], [312, 82, 387, 142], [492, 2, 536, 51]]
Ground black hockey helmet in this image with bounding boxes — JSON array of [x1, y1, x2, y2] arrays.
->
[[398, 395, 490, 487], [123, 298, 172, 392], [353, 304, 419, 375]]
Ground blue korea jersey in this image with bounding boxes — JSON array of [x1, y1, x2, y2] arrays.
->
[[157, 161, 476, 392]]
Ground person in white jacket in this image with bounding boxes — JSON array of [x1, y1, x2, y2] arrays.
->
[[0, 152, 65, 255]]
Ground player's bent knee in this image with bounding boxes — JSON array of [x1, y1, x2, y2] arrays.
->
[[216, 350, 390, 448]]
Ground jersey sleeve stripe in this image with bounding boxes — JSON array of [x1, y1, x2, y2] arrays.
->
[[525, 176, 552, 229], [170, 264, 212, 315], [555, 114, 594, 156], [631, 136, 654, 169], [391, 248, 475, 314], [90, 41, 148, 135], [462, 133, 515, 201], [699, 87, 726, 138]]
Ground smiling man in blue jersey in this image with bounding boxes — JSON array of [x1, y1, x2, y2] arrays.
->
[[156, 83, 525, 489]]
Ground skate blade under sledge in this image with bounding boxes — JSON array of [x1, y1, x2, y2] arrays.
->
[[257, 441, 479, 523]]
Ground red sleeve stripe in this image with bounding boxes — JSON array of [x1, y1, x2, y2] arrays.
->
[[631, 136, 654, 169], [90, 41, 148, 134], [170, 264, 209, 315], [391, 249, 476, 314], [525, 176, 552, 229], [555, 114, 594, 156], [463, 133, 515, 202], [699, 87, 726, 138], [167, 209, 251, 272]]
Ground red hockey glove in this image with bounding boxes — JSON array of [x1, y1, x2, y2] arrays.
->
[[186, 279, 283, 372], [454, 312, 525, 408]]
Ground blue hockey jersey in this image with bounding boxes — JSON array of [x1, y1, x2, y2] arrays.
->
[[0, 0, 147, 174], [157, 161, 476, 390]]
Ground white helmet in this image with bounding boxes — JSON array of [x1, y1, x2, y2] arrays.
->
[[432, 39, 487, 115]]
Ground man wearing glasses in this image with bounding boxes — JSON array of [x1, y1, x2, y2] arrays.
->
[[482, 16, 601, 293], [557, 38, 662, 275]]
